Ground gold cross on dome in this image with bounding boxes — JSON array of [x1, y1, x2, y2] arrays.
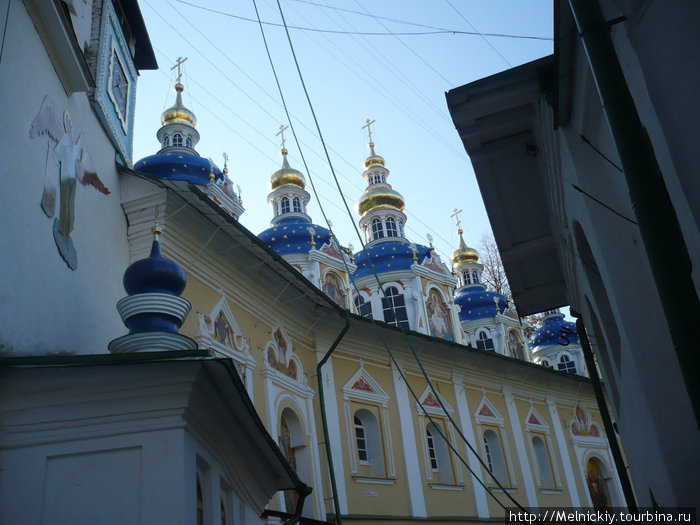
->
[[276, 124, 289, 149], [170, 56, 188, 83], [362, 118, 375, 143], [451, 208, 463, 230]]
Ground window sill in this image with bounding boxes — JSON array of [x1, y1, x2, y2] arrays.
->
[[428, 483, 464, 491], [352, 476, 396, 485], [540, 488, 563, 495], [488, 486, 517, 493]]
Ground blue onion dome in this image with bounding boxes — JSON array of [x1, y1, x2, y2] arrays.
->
[[454, 288, 508, 321], [529, 309, 579, 351], [353, 240, 430, 279], [258, 217, 331, 256], [270, 148, 306, 190], [451, 228, 479, 266], [135, 153, 224, 185], [123, 239, 186, 297]]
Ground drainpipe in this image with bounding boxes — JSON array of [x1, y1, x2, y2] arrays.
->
[[572, 312, 638, 511], [316, 314, 351, 525], [567, 0, 700, 427]]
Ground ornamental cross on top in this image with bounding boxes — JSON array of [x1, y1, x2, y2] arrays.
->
[[451, 208, 463, 230], [362, 118, 375, 143], [276, 124, 289, 149], [171, 56, 188, 83]]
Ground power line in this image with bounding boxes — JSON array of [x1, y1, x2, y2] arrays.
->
[[176, 0, 553, 40], [444, 0, 512, 66]]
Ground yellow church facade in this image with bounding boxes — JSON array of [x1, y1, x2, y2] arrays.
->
[[120, 169, 626, 522]]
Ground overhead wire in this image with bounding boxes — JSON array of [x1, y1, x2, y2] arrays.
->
[[178, 0, 552, 40], [156, 0, 467, 264], [256, 0, 533, 515]]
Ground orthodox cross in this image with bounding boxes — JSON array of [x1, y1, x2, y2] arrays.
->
[[362, 118, 375, 143], [222, 151, 229, 171], [276, 124, 289, 149], [171, 56, 188, 83], [451, 208, 463, 230]]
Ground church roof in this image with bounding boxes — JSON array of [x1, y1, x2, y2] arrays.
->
[[134, 153, 224, 185], [454, 287, 509, 321], [352, 240, 431, 278], [258, 217, 332, 256], [529, 311, 579, 350]]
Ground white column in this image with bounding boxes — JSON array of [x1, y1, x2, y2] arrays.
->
[[546, 395, 581, 506], [306, 394, 326, 520], [503, 387, 539, 508], [391, 361, 427, 517], [452, 375, 489, 517], [316, 351, 349, 515]]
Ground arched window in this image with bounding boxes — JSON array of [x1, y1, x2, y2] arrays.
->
[[371, 218, 384, 240], [382, 286, 409, 329], [483, 430, 508, 485], [472, 270, 479, 283], [540, 359, 551, 368], [532, 436, 555, 488], [186, 136, 193, 148], [558, 354, 577, 374], [398, 221, 404, 237], [426, 421, 454, 484], [293, 196, 302, 213], [196, 474, 204, 525], [354, 416, 368, 463], [353, 409, 385, 476], [385, 217, 398, 237], [463, 270, 472, 285], [173, 133, 183, 147], [280, 196, 290, 214], [279, 409, 310, 513], [163, 135, 170, 148], [426, 428, 438, 470], [354, 296, 372, 318], [476, 331, 495, 351]]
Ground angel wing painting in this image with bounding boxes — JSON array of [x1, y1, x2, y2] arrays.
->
[[30, 96, 110, 270]]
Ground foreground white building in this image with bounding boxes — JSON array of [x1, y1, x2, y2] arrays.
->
[[446, 0, 700, 508]]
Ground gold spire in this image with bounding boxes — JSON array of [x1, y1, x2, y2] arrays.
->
[[269, 129, 306, 190], [161, 82, 197, 127], [451, 228, 479, 265], [362, 118, 385, 168], [152, 205, 162, 242]]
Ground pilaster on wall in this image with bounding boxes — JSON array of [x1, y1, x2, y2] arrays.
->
[[546, 395, 581, 507], [452, 374, 489, 518], [391, 361, 427, 517], [503, 387, 539, 508]]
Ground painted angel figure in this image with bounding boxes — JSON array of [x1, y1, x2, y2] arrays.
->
[[30, 96, 110, 270]]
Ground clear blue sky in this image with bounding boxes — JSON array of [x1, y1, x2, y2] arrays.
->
[[133, 0, 553, 265]]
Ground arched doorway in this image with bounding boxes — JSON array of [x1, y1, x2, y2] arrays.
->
[[279, 408, 310, 515]]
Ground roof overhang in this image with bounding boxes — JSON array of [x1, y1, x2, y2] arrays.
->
[[446, 57, 568, 315]]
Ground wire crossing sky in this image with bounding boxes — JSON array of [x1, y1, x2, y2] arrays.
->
[[133, 0, 553, 265]]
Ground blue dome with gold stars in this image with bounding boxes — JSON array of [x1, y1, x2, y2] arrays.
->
[[135, 153, 224, 185], [454, 287, 508, 321], [353, 240, 431, 279], [529, 311, 578, 351], [258, 217, 332, 256]]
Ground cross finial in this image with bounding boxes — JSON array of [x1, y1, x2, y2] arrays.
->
[[451, 208, 463, 230], [362, 118, 375, 144], [152, 204, 162, 241], [170, 57, 188, 84], [276, 124, 289, 150]]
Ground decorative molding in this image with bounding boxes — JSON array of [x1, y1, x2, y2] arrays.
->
[[473, 395, 504, 426], [524, 404, 550, 432], [342, 367, 390, 407], [414, 386, 454, 416]]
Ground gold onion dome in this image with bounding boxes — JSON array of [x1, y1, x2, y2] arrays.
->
[[161, 83, 197, 127], [357, 187, 405, 216], [364, 141, 385, 169], [270, 148, 306, 190], [452, 228, 479, 265]]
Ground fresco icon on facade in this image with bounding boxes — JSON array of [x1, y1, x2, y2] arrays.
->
[[30, 96, 110, 270]]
